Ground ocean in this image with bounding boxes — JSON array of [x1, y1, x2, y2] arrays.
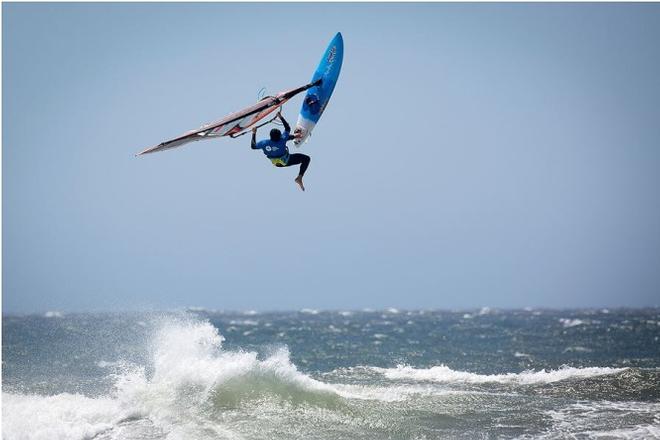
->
[[2, 308, 659, 439]]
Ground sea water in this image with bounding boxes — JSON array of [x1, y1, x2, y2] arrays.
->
[[2, 308, 659, 439]]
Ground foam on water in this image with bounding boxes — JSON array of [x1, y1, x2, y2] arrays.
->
[[374, 364, 626, 385], [584, 425, 660, 439], [559, 318, 586, 328], [2, 393, 124, 440], [532, 401, 660, 440]]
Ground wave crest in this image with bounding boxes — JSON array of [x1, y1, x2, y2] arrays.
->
[[373, 364, 626, 385]]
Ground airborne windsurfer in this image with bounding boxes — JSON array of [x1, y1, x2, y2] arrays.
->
[[251, 112, 311, 192]]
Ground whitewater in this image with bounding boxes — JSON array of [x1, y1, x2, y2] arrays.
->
[[3, 309, 660, 439]]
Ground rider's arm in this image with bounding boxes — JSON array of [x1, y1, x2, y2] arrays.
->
[[279, 113, 291, 133], [251, 128, 258, 149]]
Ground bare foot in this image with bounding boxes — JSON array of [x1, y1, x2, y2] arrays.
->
[[294, 176, 305, 192]]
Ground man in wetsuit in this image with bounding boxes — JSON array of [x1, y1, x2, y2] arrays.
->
[[251, 112, 311, 191]]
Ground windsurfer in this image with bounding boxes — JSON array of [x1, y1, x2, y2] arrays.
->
[[251, 112, 310, 191]]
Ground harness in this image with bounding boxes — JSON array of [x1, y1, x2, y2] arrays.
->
[[269, 151, 289, 167]]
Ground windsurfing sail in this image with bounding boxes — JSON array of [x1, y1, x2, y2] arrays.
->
[[137, 81, 320, 156]]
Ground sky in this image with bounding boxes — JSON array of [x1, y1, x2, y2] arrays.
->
[[3, 3, 660, 314]]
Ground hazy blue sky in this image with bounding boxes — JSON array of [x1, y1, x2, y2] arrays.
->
[[3, 3, 660, 313]]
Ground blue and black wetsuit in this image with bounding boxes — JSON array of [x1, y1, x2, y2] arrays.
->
[[251, 115, 311, 177]]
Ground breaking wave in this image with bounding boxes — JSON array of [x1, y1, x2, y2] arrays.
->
[[2, 317, 397, 440]]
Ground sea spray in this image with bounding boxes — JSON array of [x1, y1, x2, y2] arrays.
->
[[144, 318, 342, 408]]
